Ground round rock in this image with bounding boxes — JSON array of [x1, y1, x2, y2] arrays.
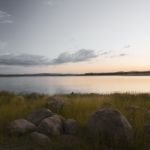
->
[[64, 119, 78, 135], [38, 115, 64, 136], [88, 108, 133, 145], [8, 119, 36, 135], [26, 108, 54, 125]]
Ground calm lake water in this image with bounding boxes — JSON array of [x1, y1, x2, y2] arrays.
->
[[0, 76, 150, 94]]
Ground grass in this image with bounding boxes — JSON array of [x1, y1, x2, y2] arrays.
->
[[0, 92, 150, 149]]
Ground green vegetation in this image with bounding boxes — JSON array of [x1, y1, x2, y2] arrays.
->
[[0, 91, 150, 150]]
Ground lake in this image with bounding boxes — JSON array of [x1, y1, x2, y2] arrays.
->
[[0, 76, 150, 94]]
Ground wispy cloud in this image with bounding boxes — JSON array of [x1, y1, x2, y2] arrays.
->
[[0, 49, 99, 66], [0, 10, 13, 24], [98, 50, 112, 56], [97, 50, 128, 58], [119, 53, 127, 57], [110, 53, 128, 58], [123, 45, 131, 49], [104, 45, 131, 58]]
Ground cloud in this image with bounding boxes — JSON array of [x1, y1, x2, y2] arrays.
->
[[51, 49, 98, 65], [0, 53, 50, 66], [0, 10, 13, 24], [0, 49, 128, 66], [0, 49, 99, 66]]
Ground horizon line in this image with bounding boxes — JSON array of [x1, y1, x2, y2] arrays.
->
[[0, 70, 150, 77]]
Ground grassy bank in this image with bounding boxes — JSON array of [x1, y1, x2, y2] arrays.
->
[[0, 91, 150, 150]]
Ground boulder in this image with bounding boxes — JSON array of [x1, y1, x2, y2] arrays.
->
[[8, 119, 36, 135], [26, 108, 54, 125], [30, 132, 50, 146], [87, 108, 133, 145], [47, 97, 64, 112], [64, 119, 78, 135], [38, 115, 64, 136]]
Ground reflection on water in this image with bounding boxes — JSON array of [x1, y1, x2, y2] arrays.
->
[[0, 76, 150, 94]]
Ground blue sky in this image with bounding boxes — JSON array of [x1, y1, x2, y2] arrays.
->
[[0, 0, 150, 73]]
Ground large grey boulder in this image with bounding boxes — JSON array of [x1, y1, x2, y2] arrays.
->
[[47, 97, 64, 112], [30, 132, 50, 146], [38, 115, 64, 136], [88, 108, 133, 145], [8, 119, 36, 135], [64, 119, 78, 135], [26, 108, 54, 125]]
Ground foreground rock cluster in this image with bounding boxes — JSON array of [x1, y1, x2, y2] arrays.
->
[[8, 98, 135, 147], [8, 107, 78, 145]]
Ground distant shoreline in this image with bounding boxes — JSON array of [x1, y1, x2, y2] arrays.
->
[[1, 71, 150, 77]]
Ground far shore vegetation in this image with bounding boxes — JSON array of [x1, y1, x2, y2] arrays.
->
[[1, 70, 150, 77], [0, 91, 150, 150]]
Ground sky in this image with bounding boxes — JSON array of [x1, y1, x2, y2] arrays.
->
[[0, 0, 150, 74]]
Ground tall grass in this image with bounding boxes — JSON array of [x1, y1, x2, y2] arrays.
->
[[0, 92, 150, 149]]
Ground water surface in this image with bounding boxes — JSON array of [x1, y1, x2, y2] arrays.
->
[[0, 76, 150, 94]]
